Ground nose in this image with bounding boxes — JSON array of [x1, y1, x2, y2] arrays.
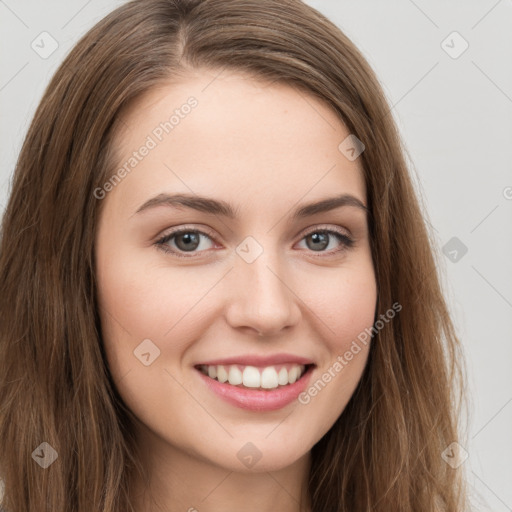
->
[[224, 243, 302, 337]]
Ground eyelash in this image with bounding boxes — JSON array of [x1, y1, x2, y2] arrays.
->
[[154, 225, 355, 259]]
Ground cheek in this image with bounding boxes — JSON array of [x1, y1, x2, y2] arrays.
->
[[97, 242, 207, 332], [292, 258, 377, 421], [300, 258, 377, 349], [95, 247, 220, 378], [95, 255, 210, 431], [329, 281, 377, 349]]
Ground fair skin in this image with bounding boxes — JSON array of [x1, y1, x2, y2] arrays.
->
[[95, 68, 377, 512]]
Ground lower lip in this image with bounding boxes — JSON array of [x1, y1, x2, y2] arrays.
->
[[196, 366, 314, 411]]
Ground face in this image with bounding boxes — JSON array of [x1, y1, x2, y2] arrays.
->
[[95, 69, 377, 475]]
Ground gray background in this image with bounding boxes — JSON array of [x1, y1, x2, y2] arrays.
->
[[1, 1, 511, 510]]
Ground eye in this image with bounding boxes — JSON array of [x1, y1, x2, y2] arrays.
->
[[154, 225, 355, 258], [296, 227, 354, 256], [155, 227, 216, 258]]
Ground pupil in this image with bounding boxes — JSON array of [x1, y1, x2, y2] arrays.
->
[[308, 232, 328, 251], [177, 232, 199, 251]]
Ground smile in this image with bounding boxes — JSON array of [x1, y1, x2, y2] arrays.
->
[[194, 363, 315, 411], [196, 363, 309, 390]]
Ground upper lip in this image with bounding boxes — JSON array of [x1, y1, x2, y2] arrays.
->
[[195, 353, 315, 367]]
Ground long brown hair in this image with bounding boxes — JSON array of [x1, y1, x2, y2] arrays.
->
[[0, 0, 470, 510]]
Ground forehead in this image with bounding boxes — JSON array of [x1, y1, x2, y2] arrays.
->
[[107, 69, 366, 215]]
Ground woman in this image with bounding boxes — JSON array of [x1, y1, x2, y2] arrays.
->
[[0, 0, 470, 511]]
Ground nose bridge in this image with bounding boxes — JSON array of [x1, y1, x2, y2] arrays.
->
[[226, 234, 301, 335]]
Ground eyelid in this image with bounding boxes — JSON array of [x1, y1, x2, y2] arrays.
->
[[299, 223, 351, 239]]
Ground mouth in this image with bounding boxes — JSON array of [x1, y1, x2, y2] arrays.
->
[[194, 362, 316, 411], [195, 363, 314, 391]]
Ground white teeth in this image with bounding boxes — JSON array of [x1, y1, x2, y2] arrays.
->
[[228, 366, 243, 385], [199, 363, 308, 389], [216, 365, 228, 383], [288, 366, 298, 384], [261, 367, 279, 389], [277, 367, 288, 386], [242, 366, 261, 388]]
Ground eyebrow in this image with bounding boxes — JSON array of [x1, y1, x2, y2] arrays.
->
[[133, 192, 369, 219]]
